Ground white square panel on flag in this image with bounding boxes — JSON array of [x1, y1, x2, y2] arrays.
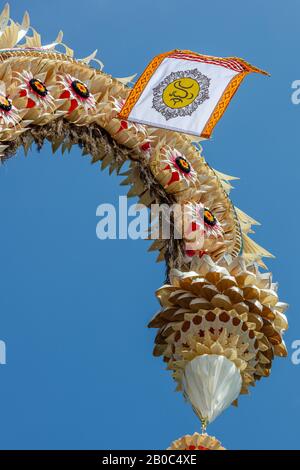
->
[[119, 50, 268, 138]]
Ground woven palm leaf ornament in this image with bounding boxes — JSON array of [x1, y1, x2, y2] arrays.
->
[[0, 4, 288, 450]]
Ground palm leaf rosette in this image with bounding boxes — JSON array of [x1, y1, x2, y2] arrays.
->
[[168, 432, 225, 450], [149, 254, 288, 423]]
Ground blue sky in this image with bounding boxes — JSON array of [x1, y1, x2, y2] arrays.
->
[[0, 0, 299, 450]]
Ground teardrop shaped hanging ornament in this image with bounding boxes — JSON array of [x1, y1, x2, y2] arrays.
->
[[182, 354, 242, 425]]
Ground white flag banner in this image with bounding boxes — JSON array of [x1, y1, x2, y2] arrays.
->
[[119, 50, 268, 138]]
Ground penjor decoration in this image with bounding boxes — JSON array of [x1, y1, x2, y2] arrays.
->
[[0, 4, 288, 450]]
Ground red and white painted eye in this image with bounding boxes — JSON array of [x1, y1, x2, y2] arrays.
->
[[187, 205, 223, 238], [150, 146, 200, 196], [203, 207, 223, 237], [58, 74, 96, 113], [17, 70, 55, 110], [0, 93, 19, 128], [181, 203, 224, 260], [161, 148, 198, 188]]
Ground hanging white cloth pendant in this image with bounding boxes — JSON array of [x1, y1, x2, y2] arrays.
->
[[182, 354, 242, 424]]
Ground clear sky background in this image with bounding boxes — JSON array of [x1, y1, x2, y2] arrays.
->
[[0, 0, 299, 450]]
